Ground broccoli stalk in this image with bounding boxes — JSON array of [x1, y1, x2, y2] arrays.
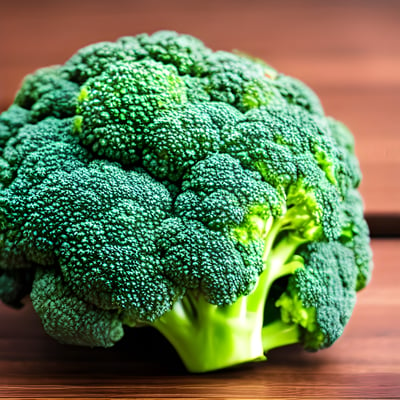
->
[[150, 188, 317, 372], [152, 291, 266, 372], [262, 320, 301, 352]]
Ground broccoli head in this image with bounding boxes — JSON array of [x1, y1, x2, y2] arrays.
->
[[0, 30, 372, 372]]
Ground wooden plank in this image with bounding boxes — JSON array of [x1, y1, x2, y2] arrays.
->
[[0, 239, 398, 399], [0, 0, 399, 217]]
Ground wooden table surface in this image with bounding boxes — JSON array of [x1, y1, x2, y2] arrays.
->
[[1, 0, 399, 398]]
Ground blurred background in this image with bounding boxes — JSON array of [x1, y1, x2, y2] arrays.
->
[[1, 0, 399, 233]]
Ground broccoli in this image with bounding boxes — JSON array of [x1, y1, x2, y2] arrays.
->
[[0, 30, 372, 373]]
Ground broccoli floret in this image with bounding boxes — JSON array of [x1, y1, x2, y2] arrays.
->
[[136, 30, 212, 75], [31, 267, 124, 347], [142, 103, 241, 181], [62, 37, 149, 83], [339, 189, 373, 290], [198, 51, 285, 112], [0, 117, 179, 322], [73, 60, 187, 164], [263, 241, 358, 352], [272, 74, 325, 115], [327, 117, 363, 189], [0, 105, 30, 152], [14, 66, 80, 123], [0, 31, 372, 373]]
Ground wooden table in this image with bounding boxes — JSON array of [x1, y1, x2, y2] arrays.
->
[[1, 0, 399, 398]]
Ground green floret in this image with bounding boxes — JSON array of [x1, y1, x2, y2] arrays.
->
[[175, 153, 283, 230], [31, 267, 124, 347], [136, 30, 212, 75], [327, 117, 363, 189], [0, 31, 372, 373], [62, 36, 149, 83], [74, 60, 187, 164], [0, 117, 183, 325], [0, 118, 89, 279], [142, 103, 241, 181], [339, 189, 372, 290], [0, 105, 30, 152], [221, 104, 351, 194], [155, 217, 264, 306], [272, 74, 325, 115], [1, 122, 180, 322], [264, 241, 358, 352], [14, 66, 80, 122], [199, 51, 285, 112]]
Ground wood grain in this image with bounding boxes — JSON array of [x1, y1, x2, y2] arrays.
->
[[0, 0, 399, 216], [0, 239, 399, 399]]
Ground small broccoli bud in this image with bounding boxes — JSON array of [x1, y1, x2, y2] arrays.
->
[[176, 153, 283, 232], [199, 51, 284, 112], [339, 189, 373, 290], [0, 105, 30, 152], [142, 104, 229, 181], [14, 66, 80, 123], [136, 30, 212, 76], [328, 117, 363, 190], [62, 37, 149, 83], [272, 74, 325, 115]]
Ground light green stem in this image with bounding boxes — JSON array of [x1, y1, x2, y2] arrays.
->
[[262, 320, 300, 352], [152, 293, 266, 373]]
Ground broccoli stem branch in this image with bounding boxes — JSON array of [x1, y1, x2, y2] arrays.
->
[[247, 226, 305, 313], [152, 293, 266, 373], [262, 320, 300, 352]]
